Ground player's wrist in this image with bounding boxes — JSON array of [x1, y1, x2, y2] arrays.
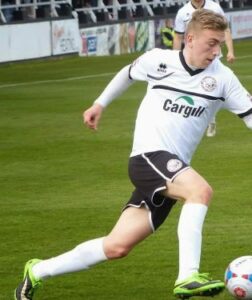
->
[[94, 100, 107, 109]]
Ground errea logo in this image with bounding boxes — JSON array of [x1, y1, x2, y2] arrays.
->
[[163, 95, 206, 118], [157, 63, 167, 73]]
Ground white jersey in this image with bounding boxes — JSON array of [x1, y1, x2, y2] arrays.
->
[[174, 0, 225, 34], [129, 48, 252, 163]]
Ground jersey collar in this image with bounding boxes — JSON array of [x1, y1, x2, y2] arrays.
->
[[179, 51, 205, 76]]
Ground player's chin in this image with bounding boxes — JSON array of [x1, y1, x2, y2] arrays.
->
[[202, 59, 213, 68]]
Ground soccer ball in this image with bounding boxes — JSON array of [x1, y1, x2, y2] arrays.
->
[[225, 256, 252, 299]]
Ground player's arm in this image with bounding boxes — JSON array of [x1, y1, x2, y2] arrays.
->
[[217, 5, 235, 64], [83, 65, 134, 130], [224, 28, 235, 63], [173, 32, 184, 50], [83, 49, 157, 130]]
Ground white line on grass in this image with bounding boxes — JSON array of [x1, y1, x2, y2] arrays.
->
[[0, 54, 252, 89], [237, 55, 252, 60], [0, 72, 115, 89]]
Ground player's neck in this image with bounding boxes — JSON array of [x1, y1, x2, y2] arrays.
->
[[191, 0, 205, 9], [182, 49, 203, 70]]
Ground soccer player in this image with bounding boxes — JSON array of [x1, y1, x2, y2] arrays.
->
[[15, 9, 252, 300], [173, 0, 235, 137]]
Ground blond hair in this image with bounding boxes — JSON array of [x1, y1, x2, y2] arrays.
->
[[186, 9, 228, 34]]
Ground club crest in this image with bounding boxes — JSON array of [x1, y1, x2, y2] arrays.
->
[[167, 159, 183, 172], [201, 76, 217, 92]]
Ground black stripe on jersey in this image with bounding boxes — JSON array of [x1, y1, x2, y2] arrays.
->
[[152, 85, 225, 101], [147, 72, 175, 80], [238, 107, 252, 118]]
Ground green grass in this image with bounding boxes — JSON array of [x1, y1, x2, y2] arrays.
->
[[0, 39, 252, 299]]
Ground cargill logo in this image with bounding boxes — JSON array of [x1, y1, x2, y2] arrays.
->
[[176, 96, 194, 105], [163, 96, 206, 118]]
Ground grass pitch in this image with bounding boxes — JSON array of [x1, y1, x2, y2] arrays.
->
[[0, 39, 252, 299]]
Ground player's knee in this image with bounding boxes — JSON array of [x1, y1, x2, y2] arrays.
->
[[187, 182, 213, 205], [196, 183, 213, 205], [104, 241, 131, 259]]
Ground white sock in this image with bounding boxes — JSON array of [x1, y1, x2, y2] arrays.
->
[[177, 203, 208, 282], [210, 116, 216, 124], [32, 237, 108, 280]]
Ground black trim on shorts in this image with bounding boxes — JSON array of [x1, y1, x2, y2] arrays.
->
[[124, 190, 177, 231]]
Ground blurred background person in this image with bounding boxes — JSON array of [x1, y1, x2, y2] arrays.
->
[[160, 19, 174, 49]]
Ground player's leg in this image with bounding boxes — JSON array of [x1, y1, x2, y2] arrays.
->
[[127, 151, 224, 298], [164, 168, 224, 298], [14, 206, 153, 300], [164, 167, 211, 280], [104, 205, 153, 259], [15, 150, 176, 300], [206, 115, 217, 137]]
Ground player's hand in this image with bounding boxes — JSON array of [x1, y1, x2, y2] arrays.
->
[[83, 103, 104, 130], [226, 52, 235, 64]]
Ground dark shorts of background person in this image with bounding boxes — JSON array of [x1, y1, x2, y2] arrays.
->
[[124, 151, 190, 231]]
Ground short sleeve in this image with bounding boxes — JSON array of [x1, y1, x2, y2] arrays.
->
[[129, 49, 159, 81], [223, 73, 252, 118], [174, 10, 186, 33]]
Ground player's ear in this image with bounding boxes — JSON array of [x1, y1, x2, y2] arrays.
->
[[185, 33, 193, 48]]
